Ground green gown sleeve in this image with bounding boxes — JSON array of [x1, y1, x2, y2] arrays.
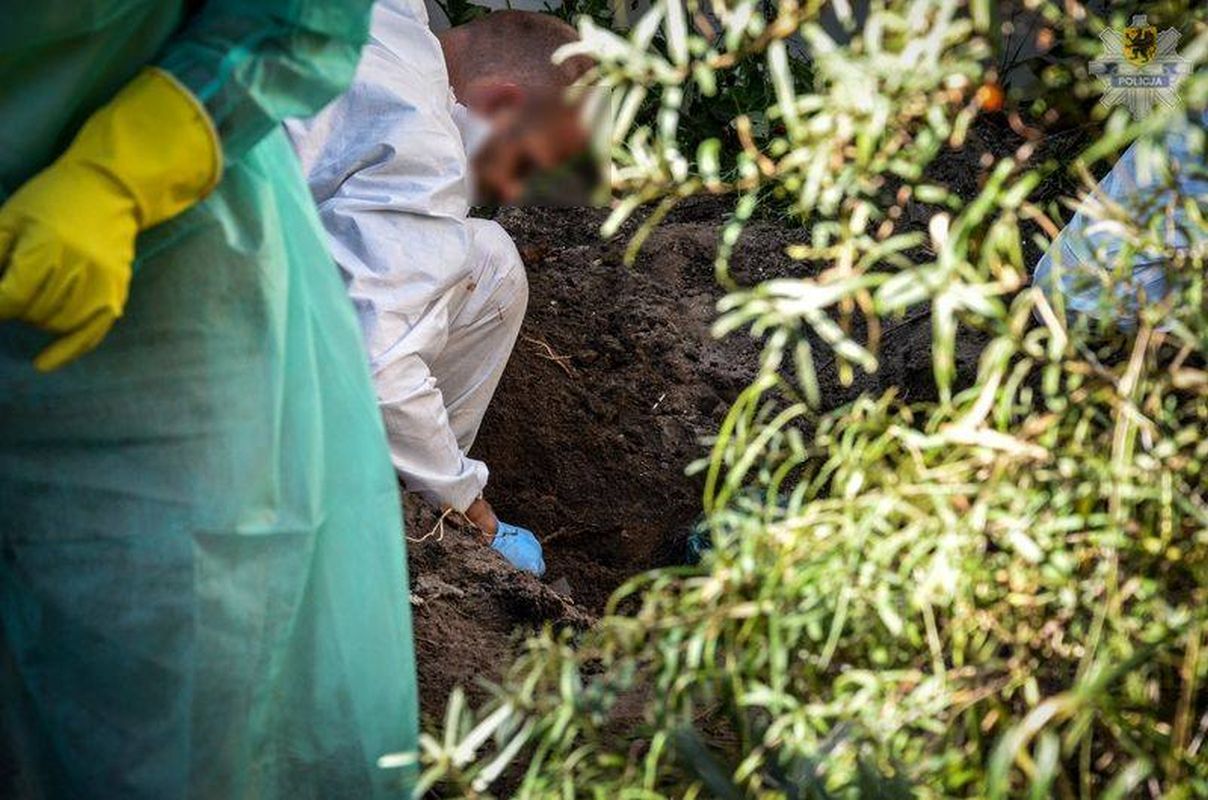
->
[[158, 0, 375, 159]]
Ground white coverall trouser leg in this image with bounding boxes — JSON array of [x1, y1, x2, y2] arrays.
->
[[432, 217, 529, 453]]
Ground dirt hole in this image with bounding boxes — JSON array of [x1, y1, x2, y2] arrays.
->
[[403, 204, 758, 716], [404, 202, 982, 718]]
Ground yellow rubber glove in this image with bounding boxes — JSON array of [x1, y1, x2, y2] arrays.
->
[[0, 67, 221, 371]]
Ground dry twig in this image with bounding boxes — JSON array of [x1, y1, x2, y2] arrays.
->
[[523, 334, 577, 377]]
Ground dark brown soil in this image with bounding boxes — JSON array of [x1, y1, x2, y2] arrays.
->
[[404, 202, 797, 719], [403, 198, 982, 721]]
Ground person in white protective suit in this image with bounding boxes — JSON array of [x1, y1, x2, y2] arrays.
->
[[286, 3, 592, 576], [1033, 109, 1207, 324]]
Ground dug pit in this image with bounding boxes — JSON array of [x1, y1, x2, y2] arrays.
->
[[403, 201, 983, 719], [403, 203, 780, 717]]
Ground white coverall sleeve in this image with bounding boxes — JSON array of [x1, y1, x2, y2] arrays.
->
[[286, 12, 490, 512], [374, 311, 491, 514], [321, 179, 490, 512]]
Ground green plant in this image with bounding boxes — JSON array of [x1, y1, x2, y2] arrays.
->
[[433, 0, 494, 27], [398, 1, 1208, 796], [543, 0, 624, 28]]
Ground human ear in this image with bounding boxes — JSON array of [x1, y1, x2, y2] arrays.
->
[[476, 81, 526, 116]]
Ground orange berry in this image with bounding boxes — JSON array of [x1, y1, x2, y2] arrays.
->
[[975, 82, 1005, 112]]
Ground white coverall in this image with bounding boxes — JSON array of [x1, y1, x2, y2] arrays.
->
[[1034, 110, 1207, 319], [286, 0, 527, 512]]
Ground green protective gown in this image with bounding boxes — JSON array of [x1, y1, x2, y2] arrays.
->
[[0, 2, 418, 797]]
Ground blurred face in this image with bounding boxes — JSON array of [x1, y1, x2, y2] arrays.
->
[[469, 95, 590, 205]]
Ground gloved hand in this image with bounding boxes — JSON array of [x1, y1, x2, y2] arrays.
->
[[0, 67, 221, 371], [491, 521, 546, 577]]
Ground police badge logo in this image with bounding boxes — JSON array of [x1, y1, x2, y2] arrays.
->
[[1123, 16, 1158, 66], [1090, 15, 1190, 117]]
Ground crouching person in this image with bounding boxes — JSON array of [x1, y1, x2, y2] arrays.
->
[[287, 2, 593, 576]]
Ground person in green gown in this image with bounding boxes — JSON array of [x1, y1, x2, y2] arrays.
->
[[0, 1, 418, 796]]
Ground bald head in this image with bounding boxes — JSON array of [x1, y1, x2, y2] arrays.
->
[[438, 10, 595, 204], [439, 10, 592, 98]]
